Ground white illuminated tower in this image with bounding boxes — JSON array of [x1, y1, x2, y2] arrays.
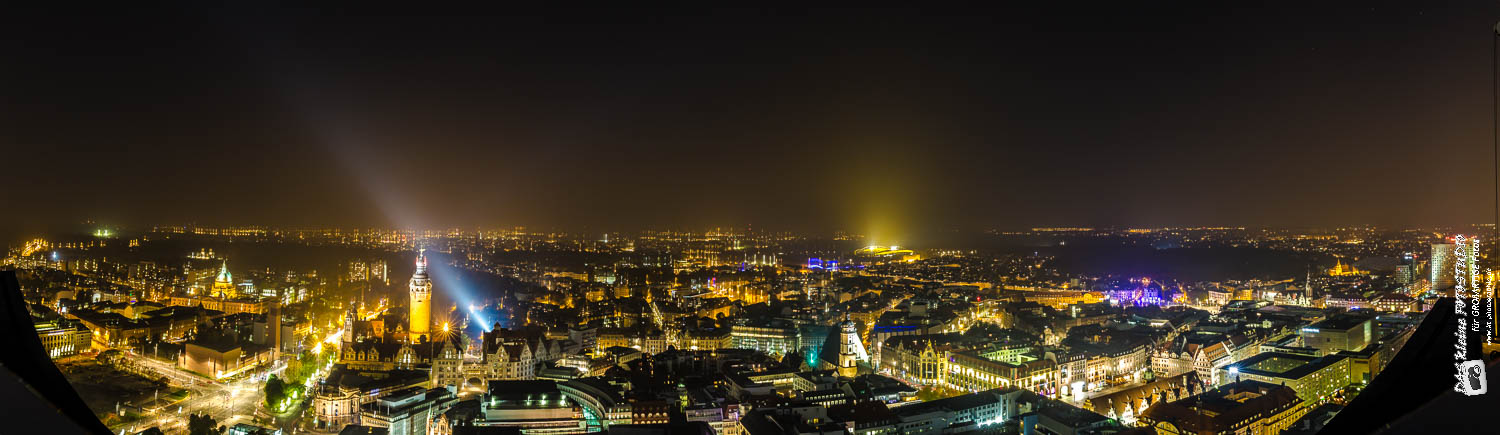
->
[[342, 304, 356, 343], [409, 249, 432, 342], [837, 314, 867, 377]]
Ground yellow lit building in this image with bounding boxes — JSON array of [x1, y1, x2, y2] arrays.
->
[[35, 319, 92, 358], [1219, 352, 1353, 403], [1327, 259, 1363, 277], [409, 250, 432, 342], [1142, 380, 1308, 435], [212, 260, 235, 298], [945, 350, 1056, 393]]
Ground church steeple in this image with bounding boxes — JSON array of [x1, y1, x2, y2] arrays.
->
[[1304, 266, 1314, 302]]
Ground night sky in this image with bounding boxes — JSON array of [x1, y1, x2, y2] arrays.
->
[[3, 4, 1499, 244]]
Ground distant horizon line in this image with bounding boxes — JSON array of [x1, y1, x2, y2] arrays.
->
[[36, 222, 1500, 234]]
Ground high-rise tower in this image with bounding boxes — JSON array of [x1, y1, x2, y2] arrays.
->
[[213, 260, 234, 298], [1431, 242, 1457, 293], [409, 249, 432, 342]]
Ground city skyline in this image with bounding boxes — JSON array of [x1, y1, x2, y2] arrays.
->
[[4, 6, 1500, 433]]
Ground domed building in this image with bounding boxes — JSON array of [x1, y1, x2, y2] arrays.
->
[[212, 260, 235, 298]]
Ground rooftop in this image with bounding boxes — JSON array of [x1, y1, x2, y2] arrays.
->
[[1142, 380, 1303, 432], [486, 380, 563, 402], [1307, 313, 1372, 331], [1232, 352, 1349, 380]]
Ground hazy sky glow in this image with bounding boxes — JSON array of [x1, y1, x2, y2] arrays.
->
[[3, 4, 1499, 242]]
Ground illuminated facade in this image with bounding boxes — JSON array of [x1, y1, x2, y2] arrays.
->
[[35, 319, 92, 359], [1326, 259, 1362, 277], [213, 260, 235, 298], [1431, 242, 1456, 291], [1219, 352, 1353, 402], [837, 316, 865, 377], [729, 325, 799, 357], [409, 249, 432, 342], [882, 339, 948, 386], [946, 351, 1056, 393], [427, 329, 566, 391], [1299, 314, 1373, 355], [1141, 380, 1308, 435]]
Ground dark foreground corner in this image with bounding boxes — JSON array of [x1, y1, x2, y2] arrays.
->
[[1321, 297, 1499, 434], [0, 270, 111, 434]]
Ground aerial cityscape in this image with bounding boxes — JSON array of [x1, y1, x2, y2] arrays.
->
[[3, 4, 1500, 435], [3, 224, 1493, 434]]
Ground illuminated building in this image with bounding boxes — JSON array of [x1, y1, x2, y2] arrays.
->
[[409, 249, 432, 342], [428, 328, 566, 391], [471, 380, 587, 432], [341, 339, 439, 372], [1299, 313, 1373, 354], [881, 338, 949, 386], [1326, 258, 1362, 277], [480, 329, 563, 380], [178, 337, 274, 378], [1083, 371, 1202, 426], [348, 260, 369, 282], [1023, 291, 1105, 309], [34, 318, 92, 359], [1106, 278, 1168, 307], [729, 325, 799, 357], [167, 295, 269, 315], [836, 316, 865, 377], [1304, 270, 1315, 302], [853, 245, 920, 264], [1323, 293, 1372, 310], [312, 369, 432, 430], [429, 331, 465, 390], [945, 351, 1056, 393], [686, 404, 743, 435], [358, 386, 457, 435], [68, 305, 225, 348], [678, 328, 732, 351], [1393, 253, 1416, 285], [1371, 293, 1418, 312], [1140, 380, 1308, 435], [1431, 242, 1456, 292], [595, 327, 669, 355], [1155, 334, 1258, 386], [1219, 352, 1353, 402], [213, 259, 235, 298]]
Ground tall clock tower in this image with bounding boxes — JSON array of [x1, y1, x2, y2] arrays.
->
[[409, 249, 432, 341]]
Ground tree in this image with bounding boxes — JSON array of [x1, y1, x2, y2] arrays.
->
[[138, 428, 166, 435], [96, 349, 122, 366], [264, 374, 286, 411], [285, 383, 306, 403], [917, 386, 948, 402], [188, 413, 223, 435]]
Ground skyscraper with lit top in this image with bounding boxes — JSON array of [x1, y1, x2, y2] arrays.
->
[[409, 249, 432, 342]]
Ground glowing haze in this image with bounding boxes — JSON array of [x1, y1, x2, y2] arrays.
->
[[2, 4, 1498, 247]]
